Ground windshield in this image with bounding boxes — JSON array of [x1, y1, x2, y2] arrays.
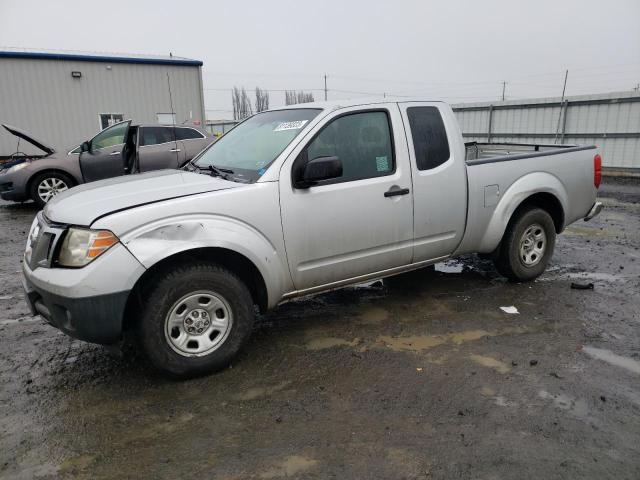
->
[[193, 109, 321, 182]]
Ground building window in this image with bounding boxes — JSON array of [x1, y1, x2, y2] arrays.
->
[[156, 113, 177, 125], [99, 113, 124, 130]]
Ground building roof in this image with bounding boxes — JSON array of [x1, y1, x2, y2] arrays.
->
[[0, 47, 203, 66]]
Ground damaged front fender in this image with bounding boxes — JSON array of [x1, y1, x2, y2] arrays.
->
[[119, 214, 289, 308]]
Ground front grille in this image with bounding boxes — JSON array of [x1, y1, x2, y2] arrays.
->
[[28, 213, 65, 269]]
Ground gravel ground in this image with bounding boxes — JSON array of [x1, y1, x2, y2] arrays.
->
[[0, 178, 638, 480]]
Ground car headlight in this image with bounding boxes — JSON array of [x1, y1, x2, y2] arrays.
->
[[57, 228, 119, 267], [2, 161, 30, 175]]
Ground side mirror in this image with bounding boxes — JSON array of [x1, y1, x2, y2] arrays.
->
[[296, 156, 343, 188], [80, 141, 90, 153]]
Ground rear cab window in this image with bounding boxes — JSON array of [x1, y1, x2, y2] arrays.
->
[[406, 107, 450, 170]]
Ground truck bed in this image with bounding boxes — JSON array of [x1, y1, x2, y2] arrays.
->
[[455, 141, 598, 256]]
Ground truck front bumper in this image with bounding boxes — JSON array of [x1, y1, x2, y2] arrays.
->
[[23, 277, 129, 344], [584, 201, 603, 221], [22, 243, 146, 345]]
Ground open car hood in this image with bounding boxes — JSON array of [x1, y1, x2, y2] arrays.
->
[[2, 124, 56, 155]]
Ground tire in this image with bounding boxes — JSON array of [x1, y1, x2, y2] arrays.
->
[[29, 171, 74, 207], [138, 263, 255, 379], [493, 207, 556, 282]]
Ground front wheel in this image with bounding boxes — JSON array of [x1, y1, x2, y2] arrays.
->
[[138, 263, 255, 378], [493, 207, 556, 282], [29, 171, 74, 207]]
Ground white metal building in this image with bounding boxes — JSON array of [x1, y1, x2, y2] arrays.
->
[[0, 48, 206, 156], [454, 91, 640, 170]]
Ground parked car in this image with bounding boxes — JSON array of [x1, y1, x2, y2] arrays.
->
[[22, 99, 603, 378], [0, 121, 214, 206]]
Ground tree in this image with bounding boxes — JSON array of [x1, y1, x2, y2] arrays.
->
[[285, 90, 314, 105], [232, 87, 253, 120], [255, 87, 270, 112]]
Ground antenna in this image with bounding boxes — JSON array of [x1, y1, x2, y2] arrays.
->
[[554, 70, 569, 144], [166, 72, 179, 163], [324, 74, 328, 101]]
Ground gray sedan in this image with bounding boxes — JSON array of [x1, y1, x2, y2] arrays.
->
[[0, 121, 214, 206]]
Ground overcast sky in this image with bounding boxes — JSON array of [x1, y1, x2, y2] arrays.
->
[[1, 0, 639, 119]]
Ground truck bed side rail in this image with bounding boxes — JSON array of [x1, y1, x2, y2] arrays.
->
[[465, 142, 596, 165]]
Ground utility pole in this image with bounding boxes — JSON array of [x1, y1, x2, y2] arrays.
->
[[501, 81, 506, 101], [554, 69, 569, 143], [634, 83, 640, 92], [324, 75, 328, 101]]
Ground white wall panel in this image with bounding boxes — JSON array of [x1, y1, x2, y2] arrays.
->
[[454, 92, 640, 168], [0, 57, 205, 155]]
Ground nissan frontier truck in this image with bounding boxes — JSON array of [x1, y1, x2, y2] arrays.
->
[[21, 99, 603, 378]]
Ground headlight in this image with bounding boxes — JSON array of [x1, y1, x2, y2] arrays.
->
[[57, 228, 119, 267], [2, 161, 30, 175]]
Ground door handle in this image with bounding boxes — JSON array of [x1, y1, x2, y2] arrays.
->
[[384, 187, 410, 197], [109, 151, 120, 156], [170, 148, 181, 153]]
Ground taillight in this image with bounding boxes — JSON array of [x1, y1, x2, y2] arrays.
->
[[594, 154, 602, 189]]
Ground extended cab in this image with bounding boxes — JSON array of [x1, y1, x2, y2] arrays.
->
[[21, 99, 603, 377]]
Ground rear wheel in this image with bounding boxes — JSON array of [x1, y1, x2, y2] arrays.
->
[[493, 207, 556, 282], [29, 172, 74, 207], [138, 263, 255, 378]]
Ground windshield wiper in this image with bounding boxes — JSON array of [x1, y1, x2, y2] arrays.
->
[[207, 165, 234, 178], [190, 163, 235, 179]]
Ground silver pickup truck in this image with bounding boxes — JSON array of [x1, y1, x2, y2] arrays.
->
[[22, 99, 603, 378]]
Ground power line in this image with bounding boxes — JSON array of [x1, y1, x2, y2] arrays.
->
[[203, 87, 324, 92]]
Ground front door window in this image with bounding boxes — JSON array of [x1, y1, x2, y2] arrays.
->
[[305, 111, 394, 184], [91, 121, 129, 151]]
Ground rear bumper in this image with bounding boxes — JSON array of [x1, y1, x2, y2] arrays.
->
[[23, 275, 128, 344], [584, 201, 603, 221]]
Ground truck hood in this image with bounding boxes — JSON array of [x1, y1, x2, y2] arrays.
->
[[44, 170, 242, 225], [2, 124, 56, 155]]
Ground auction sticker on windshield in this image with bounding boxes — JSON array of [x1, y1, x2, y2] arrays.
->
[[274, 120, 308, 131]]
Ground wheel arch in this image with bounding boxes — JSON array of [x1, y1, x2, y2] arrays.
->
[[476, 172, 568, 253], [122, 247, 269, 333], [26, 168, 78, 197], [509, 192, 564, 234]]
